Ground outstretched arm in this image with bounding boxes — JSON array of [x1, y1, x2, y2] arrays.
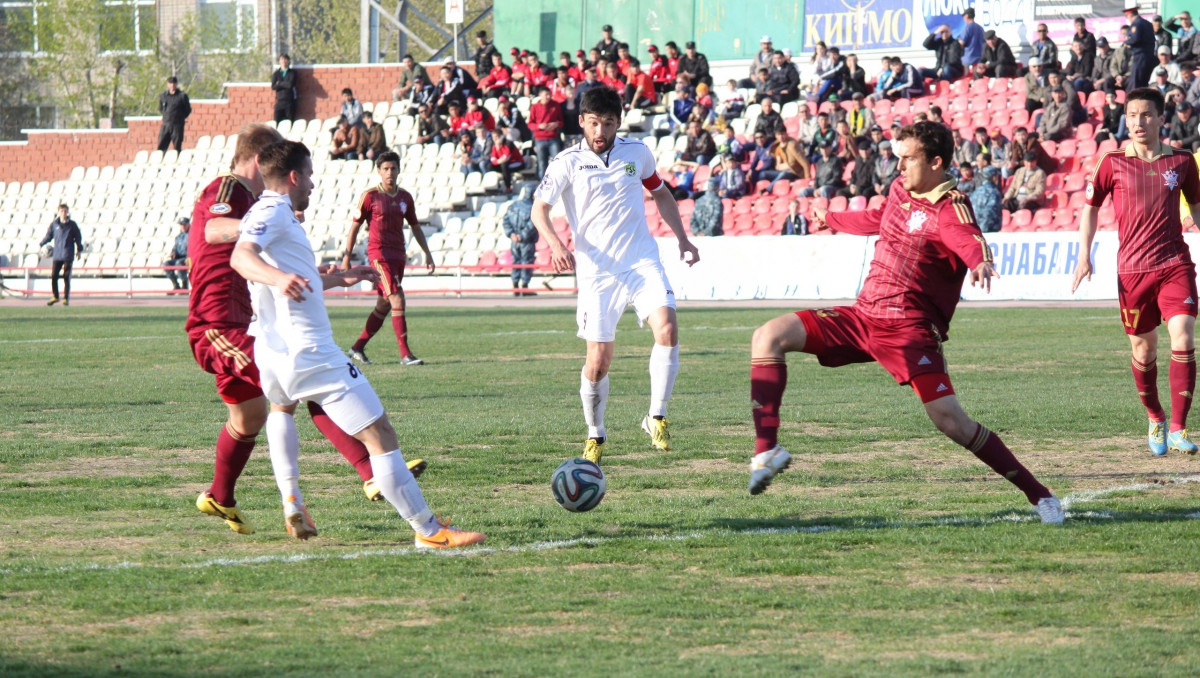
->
[[231, 241, 312, 302], [531, 198, 574, 273], [652, 185, 700, 266], [205, 217, 243, 245], [321, 266, 379, 289]]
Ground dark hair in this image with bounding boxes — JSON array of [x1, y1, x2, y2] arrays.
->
[[362, 110, 373, 119], [829, 46, 840, 54], [341, 88, 353, 96], [618, 42, 629, 50], [232, 122, 284, 167], [665, 41, 678, 50], [280, 53, 290, 62], [929, 105, 942, 115], [58, 203, 68, 210], [403, 53, 414, 61], [580, 86, 623, 119], [375, 150, 400, 168], [1126, 87, 1166, 116], [896, 121, 954, 169], [258, 140, 311, 184], [476, 30, 487, 39], [628, 57, 640, 68], [166, 76, 179, 84]]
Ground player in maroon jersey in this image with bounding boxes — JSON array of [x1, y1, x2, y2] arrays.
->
[[342, 151, 435, 366], [1072, 88, 1200, 456], [188, 124, 423, 535], [747, 121, 1064, 523]]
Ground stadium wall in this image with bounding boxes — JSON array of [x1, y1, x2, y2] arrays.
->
[[0, 63, 475, 186]]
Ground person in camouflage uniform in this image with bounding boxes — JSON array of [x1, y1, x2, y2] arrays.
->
[[689, 179, 724, 236], [503, 184, 540, 295], [970, 166, 1003, 233]]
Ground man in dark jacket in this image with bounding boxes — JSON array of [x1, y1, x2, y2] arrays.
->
[[981, 31, 1017, 78], [1126, 3, 1157, 88], [270, 54, 297, 123], [677, 41, 711, 87], [838, 139, 876, 198], [165, 216, 190, 290], [1169, 101, 1200, 152], [800, 144, 844, 199], [763, 51, 801, 103], [39, 204, 83, 306], [472, 31, 499, 77], [921, 25, 964, 81], [503, 184, 539, 296], [157, 76, 191, 152]]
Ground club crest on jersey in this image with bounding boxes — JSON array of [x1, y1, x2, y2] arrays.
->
[[209, 202, 232, 215], [624, 162, 636, 177], [1163, 169, 1179, 190], [907, 210, 929, 233]]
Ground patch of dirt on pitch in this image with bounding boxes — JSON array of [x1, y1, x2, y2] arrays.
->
[[904, 573, 1013, 590], [2, 453, 201, 481], [1123, 572, 1200, 585]]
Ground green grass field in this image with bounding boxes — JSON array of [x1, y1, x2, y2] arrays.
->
[[2, 302, 1200, 677]]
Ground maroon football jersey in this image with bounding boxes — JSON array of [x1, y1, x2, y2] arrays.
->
[[186, 174, 257, 332], [355, 184, 419, 260]]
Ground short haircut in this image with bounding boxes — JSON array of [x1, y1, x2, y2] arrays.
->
[[1126, 87, 1165, 116], [580, 86, 624, 119], [258, 140, 311, 184], [58, 203, 68, 210], [341, 88, 353, 96], [896, 121, 954, 169], [166, 76, 178, 84], [232, 123, 284, 167], [375, 150, 400, 168], [829, 46, 840, 54], [280, 53, 290, 61], [628, 57, 640, 68], [362, 110, 373, 119], [929, 105, 942, 115], [403, 53, 414, 61]]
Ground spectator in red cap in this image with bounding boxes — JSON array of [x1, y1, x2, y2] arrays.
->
[[560, 51, 585, 83]]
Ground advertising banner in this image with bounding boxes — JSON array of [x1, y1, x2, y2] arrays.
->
[[802, 0, 915, 52], [658, 232, 1200, 303]]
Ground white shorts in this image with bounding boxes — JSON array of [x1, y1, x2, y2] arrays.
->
[[256, 343, 385, 435], [576, 262, 676, 343]]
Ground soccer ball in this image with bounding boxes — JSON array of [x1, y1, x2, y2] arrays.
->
[[551, 458, 606, 512]]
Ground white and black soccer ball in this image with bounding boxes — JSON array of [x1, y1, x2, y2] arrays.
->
[[551, 458, 606, 512]]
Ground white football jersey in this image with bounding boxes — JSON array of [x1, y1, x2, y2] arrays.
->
[[535, 136, 666, 278], [238, 191, 335, 355]]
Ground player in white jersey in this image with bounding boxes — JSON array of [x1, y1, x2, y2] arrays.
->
[[532, 87, 700, 463], [230, 140, 485, 548]]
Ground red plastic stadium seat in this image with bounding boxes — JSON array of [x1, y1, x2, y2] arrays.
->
[[874, 99, 893, 116], [970, 79, 990, 94], [771, 181, 791, 197], [1052, 210, 1075, 227], [1032, 210, 1054, 229], [1055, 140, 1076, 158], [812, 197, 830, 212], [1074, 123, 1094, 139], [867, 195, 886, 210], [693, 165, 712, 186], [1047, 191, 1068, 209], [892, 99, 911, 115], [912, 98, 930, 114], [1001, 210, 1012, 230], [829, 196, 848, 212], [752, 199, 772, 215], [1011, 209, 1033, 228], [849, 195, 867, 211], [478, 251, 498, 272], [1063, 173, 1086, 192], [1041, 140, 1057, 156], [1068, 191, 1088, 208], [1097, 139, 1118, 154], [1046, 174, 1064, 191], [1076, 140, 1097, 157]]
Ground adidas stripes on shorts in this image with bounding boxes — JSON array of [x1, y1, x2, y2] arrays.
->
[[1116, 262, 1198, 336], [795, 306, 949, 386]]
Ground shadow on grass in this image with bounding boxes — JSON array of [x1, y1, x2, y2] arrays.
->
[[0, 659, 192, 678]]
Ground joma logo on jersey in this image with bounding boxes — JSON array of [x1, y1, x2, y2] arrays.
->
[[624, 162, 636, 177]]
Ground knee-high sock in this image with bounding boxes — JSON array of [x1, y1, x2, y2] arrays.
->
[[352, 308, 388, 352], [392, 311, 412, 356], [581, 370, 609, 440], [369, 449, 438, 536], [209, 423, 256, 507], [307, 402, 373, 481], [266, 411, 302, 504], [1170, 350, 1196, 431], [751, 360, 787, 454], [965, 424, 1051, 505], [1132, 358, 1166, 422], [649, 343, 680, 418]]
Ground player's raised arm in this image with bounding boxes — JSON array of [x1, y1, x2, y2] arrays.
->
[[231, 240, 312, 301], [650, 183, 700, 266], [1072, 205, 1101, 293], [531, 197, 575, 273], [204, 217, 243, 244], [825, 206, 884, 235]]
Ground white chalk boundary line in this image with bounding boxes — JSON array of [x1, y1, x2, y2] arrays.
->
[[0, 335, 178, 344], [6, 474, 1200, 576]]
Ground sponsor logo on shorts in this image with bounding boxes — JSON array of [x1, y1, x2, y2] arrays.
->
[[209, 202, 232, 215], [917, 355, 932, 366], [936, 383, 949, 393], [624, 162, 636, 177], [1186, 297, 1195, 305]]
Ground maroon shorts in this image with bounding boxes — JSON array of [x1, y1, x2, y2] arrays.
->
[[1116, 263, 1198, 336], [370, 255, 406, 297], [188, 326, 263, 404], [796, 306, 948, 385]]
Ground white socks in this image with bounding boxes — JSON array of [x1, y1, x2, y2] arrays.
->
[[369, 449, 439, 537], [648, 343, 679, 418], [580, 369, 610, 439], [266, 411, 302, 507]]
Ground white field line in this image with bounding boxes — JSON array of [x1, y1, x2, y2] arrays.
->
[[6, 475, 1200, 576], [0, 335, 177, 344]]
